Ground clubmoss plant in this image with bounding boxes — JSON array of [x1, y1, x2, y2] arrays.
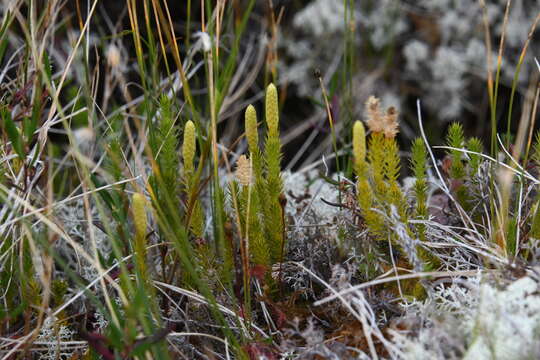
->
[[232, 84, 287, 273], [353, 120, 366, 175], [132, 192, 149, 283], [148, 96, 181, 243], [467, 137, 484, 176], [445, 122, 471, 208], [236, 152, 270, 269], [409, 137, 439, 269], [355, 97, 407, 240], [353, 97, 439, 289], [446, 122, 466, 179], [444, 123, 488, 215], [245, 105, 259, 153], [264, 84, 286, 264], [244, 105, 271, 268], [183, 120, 196, 174], [354, 117, 385, 238], [182, 120, 204, 238], [245, 105, 268, 219], [155, 96, 180, 198]]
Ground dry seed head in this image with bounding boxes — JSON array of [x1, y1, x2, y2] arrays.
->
[[498, 166, 514, 192], [383, 106, 399, 139], [353, 120, 366, 165], [365, 96, 400, 138], [194, 31, 211, 53], [236, 155, 252, 187], [132, 193, 147, 238], [365, 96, 385, 133], [106, 44, 121, 68], [73, 126, 95, 144], [183, 120, 196, 171], [265, 83, 279, 136], [72, 126, 95, 155], [245, 105, 259, 153]]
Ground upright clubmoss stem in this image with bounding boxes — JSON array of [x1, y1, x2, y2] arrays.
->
[[264, 83, 285, 264], [245, 105, 259, 153], [244, 105, 270, 269], [132, 193, 148, 282], [182, 120, 203, 237], [353, 120, 366, 176], [183, 120, 196, 174], [266, 84, 279, 138]]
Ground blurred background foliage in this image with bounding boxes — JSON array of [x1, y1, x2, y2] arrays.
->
[[2, 0, 538, 172]]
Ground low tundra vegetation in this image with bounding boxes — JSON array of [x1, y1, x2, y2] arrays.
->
[[1, 1, 540, 359]]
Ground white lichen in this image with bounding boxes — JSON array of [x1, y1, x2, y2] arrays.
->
[[35, 316, 76, 360], [392, 274, 540, 360], [292, 0, 347, 37]]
